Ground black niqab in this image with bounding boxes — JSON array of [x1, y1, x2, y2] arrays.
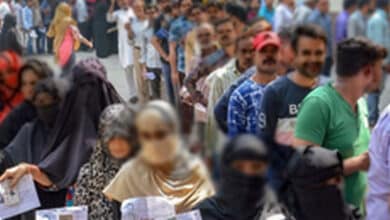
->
[[37, 58, 122, 189], [286, 146, 357, 220], [196, 135, 270, 220]]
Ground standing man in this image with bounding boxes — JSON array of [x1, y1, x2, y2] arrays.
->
[[307, 0, 332, 76], [0, 0, 10, 27], [206, 36, 254, 162], [347, 0, 373, 38], [367, 104, 390, 220], [168, 0, 193, 86], [106, 0, 136, 103], [294, 37, 387, 209], [294, 0, 317, 25], [335, 0, 358, 43], [227, 32, 280, 137], [274, 0, 294, 33], [366, 0, 390, 126], [258, 24, 327, 190]]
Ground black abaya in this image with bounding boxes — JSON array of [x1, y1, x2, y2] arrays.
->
[[93, 0, 116, 58]]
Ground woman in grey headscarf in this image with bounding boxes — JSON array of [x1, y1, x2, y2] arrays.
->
[[104, 100, 215, 213], [74, 104, 138, 220]]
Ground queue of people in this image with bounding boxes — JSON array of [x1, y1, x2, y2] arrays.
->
[[0, 0, 390, 219]]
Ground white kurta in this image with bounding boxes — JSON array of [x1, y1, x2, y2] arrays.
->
[[107, 8, 135, 68]]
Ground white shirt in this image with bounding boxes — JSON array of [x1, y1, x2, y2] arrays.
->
[[131, 16, 148, 48], [0, 1, 11, 20], [273, 3, 294, 33], [76, 0, 88, 23], [140, 26, 162, 69], [107, 8, 135, 68]]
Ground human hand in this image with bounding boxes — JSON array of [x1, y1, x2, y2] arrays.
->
[[358, 152, 370, 171], [0, 163, 30, 188], [87, 41, 93, 48]]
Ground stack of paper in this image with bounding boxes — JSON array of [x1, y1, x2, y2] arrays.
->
[[36, 206, 88, 220]]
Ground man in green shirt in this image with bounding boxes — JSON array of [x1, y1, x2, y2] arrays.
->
[[293, 38, 387, 209]]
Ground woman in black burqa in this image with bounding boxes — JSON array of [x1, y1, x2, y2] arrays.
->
[[286, 146, 363, 220], [0, 58, 122, 195], [195, 134, 292, 220], [0, 14, 23, 55]]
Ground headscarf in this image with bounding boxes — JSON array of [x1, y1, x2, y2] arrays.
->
[[286, 146, 357, 220], [103, 101, 215, 213], [0, 14, 23, 55], [47, 2, 80, 61], [37, 58, 122, 189], [0, 50, 23, 122], [196, 135, 274, 220], [74, 104, 137, 220]]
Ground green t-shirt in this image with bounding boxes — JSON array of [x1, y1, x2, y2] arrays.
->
[[295, 83, 370, 209]]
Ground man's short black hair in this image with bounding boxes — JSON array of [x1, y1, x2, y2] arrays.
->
[[213, 17, 234, 29], [343, 0, 357, 9], [336, 37, 387, 77], [291, 24, 327, 52], [206, 1, 224, 10], [189, 3, 202, 13], [225, 2, 247, 23], [358, 0, 370, 8], [377, 0, 390, 9]]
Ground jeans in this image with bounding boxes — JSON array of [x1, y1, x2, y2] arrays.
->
[[35, 27, 46, 54], [161, 62, 175, 105], [61, 53, 76, 78]]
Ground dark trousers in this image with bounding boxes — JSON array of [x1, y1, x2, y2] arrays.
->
[[322, 56, 333, 77], [78, 20, 92, 51], [146, 67, 162, 100]]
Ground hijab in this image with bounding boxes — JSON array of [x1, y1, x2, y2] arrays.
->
[[103, 101, 215, 213], [47, 2, 80, 61], [74, 104, 137, 220], [286, 146, 359, 220], [37, 58, 122, 189], [196, 135, 273, 220], [0, 14, 23, 55], [0, 50, 23, 122]]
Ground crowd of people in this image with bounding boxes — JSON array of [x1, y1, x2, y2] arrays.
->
[[0, 0, 390, 219]]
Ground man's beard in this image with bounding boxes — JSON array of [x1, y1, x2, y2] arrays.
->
[[297, 62, 323, 78]]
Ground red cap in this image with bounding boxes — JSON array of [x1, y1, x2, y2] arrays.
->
[[253, 31, 281, 51]]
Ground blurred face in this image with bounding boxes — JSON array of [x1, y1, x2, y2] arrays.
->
[[146, 7, 158, 20], [189, 7, 202, 23], [117, 0, 128, 9], [171, 5, 180, 17], [231, 160, 268, 176], [294, 36, 326, 79], [207, 6, 219, 20], [158, 0, 169, 11], [180, 0, 192, 15], [108, 137, 132, 159], [26, 0, 33, 7], [33, 91, 55, 108], [237, 38, 255, 71], [21, 69, 40, 101], [265, 0, 273, 7], [317, 0, 329, 13], [250, 0, 260, 10], [196, 26, 214, 49], [365, 59, 383, 92], [256, 45, 280, 74], [216, 21, 236, 48], [133, 1, 145, 17]]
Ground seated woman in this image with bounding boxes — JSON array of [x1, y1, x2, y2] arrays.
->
[[0, 58, 121, 202], [103, 100, 215, 213], [74, 104, 138, 220], [0, 59, 54, 149], [195, 134, 292, 220], [0, 77, 68, 219], [286, 146, 363, 220]]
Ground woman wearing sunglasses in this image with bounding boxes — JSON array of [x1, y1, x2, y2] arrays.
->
[[103, 100, 215, 213]]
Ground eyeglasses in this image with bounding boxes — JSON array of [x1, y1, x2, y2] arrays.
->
[[139, 129, 170, 140]]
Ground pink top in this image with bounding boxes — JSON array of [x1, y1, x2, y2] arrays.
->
[[58, 27, 74, 67]]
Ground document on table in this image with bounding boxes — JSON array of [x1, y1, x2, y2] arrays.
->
[[36, 206, 88, 220], [176, 210, 202, 220], [0, 174, 41, 219]]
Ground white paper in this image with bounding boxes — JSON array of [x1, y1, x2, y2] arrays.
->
[[176, 210, 202, 220], [0, 174, 41, 219], [36, 206, 88, 220], [194, 103, 207, 123], [121, 197, 176, 220]]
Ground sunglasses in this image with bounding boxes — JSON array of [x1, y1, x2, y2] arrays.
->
[[139, 130, 170, 140]]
